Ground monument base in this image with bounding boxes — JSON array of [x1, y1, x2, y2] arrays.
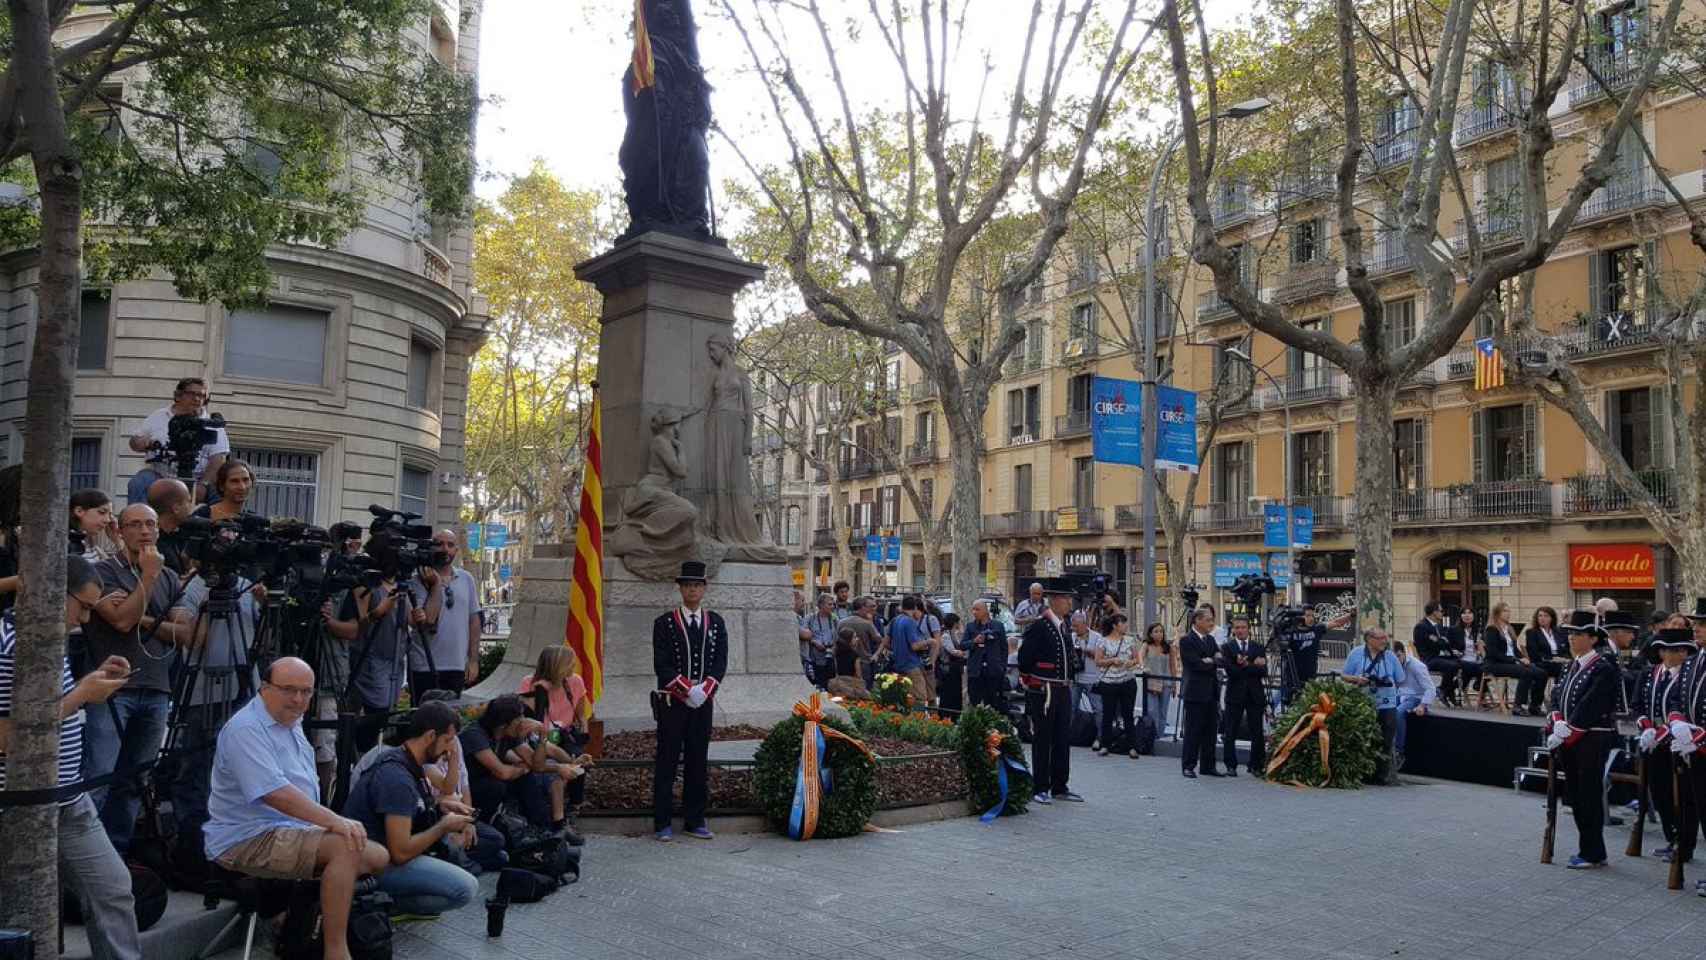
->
[[468, 547, 812, 729]]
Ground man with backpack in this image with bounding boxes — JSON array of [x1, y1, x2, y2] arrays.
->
[[342, 702, 479, 917]]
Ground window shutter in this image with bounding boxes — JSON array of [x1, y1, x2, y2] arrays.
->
[[1602, 390, 1618, 464], [1324, 430, 1335, 498], [1588, 249, 1607, 318], [1242, 440, 1254, 501], [1471, 409, 1485, 483], [1643, 239, 1660, 326], [1522, 402, 1539, 477], [1415, 418, 1429, 489], [1649, 384, 1671, 468]]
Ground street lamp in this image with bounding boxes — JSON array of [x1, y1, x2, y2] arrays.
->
[[1225, 346, 1295, 606], [1139, 96, 1271, 631]]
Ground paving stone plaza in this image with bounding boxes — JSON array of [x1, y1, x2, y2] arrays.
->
[[307, 748, 1706, 960]]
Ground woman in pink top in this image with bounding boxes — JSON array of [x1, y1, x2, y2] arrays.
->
[[519, 645, 588, 732]]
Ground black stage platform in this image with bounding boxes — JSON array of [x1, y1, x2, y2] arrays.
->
[[1401, 708, 1548, 788]]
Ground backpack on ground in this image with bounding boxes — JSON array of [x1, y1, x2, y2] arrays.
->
[[496, 867, 561, 904], [279, 881, 393, 960], [1131, 712, 1159, 756], [510, 834, 580, 884]]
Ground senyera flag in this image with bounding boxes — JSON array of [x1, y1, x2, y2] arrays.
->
[[566, 386, 604, 703]]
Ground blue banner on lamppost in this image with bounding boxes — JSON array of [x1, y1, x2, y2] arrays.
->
[[1090, 377, 1142, 466], [1291, 506, 1315, 548], [865, 535, 882, 563], [884, 536, 901, 563], [1263, 504, 1287, 548], [1153, 384, 1199, 473]]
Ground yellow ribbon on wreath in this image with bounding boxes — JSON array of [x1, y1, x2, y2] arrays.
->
[[1264, 692, 1337, 784]]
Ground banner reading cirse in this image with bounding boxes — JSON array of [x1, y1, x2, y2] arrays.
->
[[1568, 543, 1655, 590]]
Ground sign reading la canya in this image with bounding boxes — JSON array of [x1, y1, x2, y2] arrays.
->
[[1568, 543, 1656, 590]]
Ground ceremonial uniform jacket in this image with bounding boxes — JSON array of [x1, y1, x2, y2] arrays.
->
[[1017, 614, 1074, 688], [653, 607, 729, 702], [1677, 651, 1706, 727], [1547, 652, 1621, 738], [1635, 663, 1686, 725]]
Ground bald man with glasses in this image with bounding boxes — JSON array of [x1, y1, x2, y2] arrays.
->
[[411, 529, 484, 697]]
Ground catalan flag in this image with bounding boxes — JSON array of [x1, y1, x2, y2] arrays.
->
[[1473, 337, 1505, 391], [631, 0, 656, 93], [566, 387, 605, 703]]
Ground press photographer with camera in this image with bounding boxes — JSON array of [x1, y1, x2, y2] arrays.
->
[[1276, 605, 1326, 704], [313, 522, 366, 793], [128, 377, 229, 504], [85, 503, 191, 852], [410, 530, 483, 696], [343, 527, 415, 753], [1342, 627, 1404, 785]]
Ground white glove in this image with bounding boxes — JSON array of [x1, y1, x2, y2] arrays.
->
[[686, 684, 708, 709], [1638, 728, 1659, 753], [1551, 719, 1572, 739], [1545, 731, 1566, 751], [1672, 732, 1699, 758], [1670, 719, 1694, 743]]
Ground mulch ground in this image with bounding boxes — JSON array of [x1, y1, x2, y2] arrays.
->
[[583, 725, 967, 814]]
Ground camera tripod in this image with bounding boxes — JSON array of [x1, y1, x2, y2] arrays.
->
[[331, 575, 439, 808]]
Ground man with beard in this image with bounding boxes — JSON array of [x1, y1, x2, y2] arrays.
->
[[342, 701, 479, 917]]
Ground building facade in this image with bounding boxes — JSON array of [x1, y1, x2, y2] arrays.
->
[[0, 2, 488, 531]]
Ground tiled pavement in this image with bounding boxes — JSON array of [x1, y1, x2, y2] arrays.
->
[[228, 746, 1706, 960]]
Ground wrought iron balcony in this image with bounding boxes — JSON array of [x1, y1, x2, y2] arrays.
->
[[900, 521, 923, 543], [981, 510, 1054, 539], [1005, 351, 1045, 377], [1450, 210, 1523, 254], [1054, 506, 1105, 535], [1197, 287, 1239, 322], [1453, 102, 1519, 146], [1272, 260, 1339, 304], [811, 527, 837, 550], [1113, 504, 1144, 531], [845, 454, 880, 479], [1391, 481, 1555, 524], [1372, 126, 1419, 168], [1277, 166, 1336, 207], [1054, 410, 1091, 439], [1287, 494, 1350, 530], [1059, 333, 1100, 363], [906, 439, 939, 465], [1192, 501, 1263, 532], [907, 380, 938, 402], [1365, 241, 1412, 278], [1569, 50, 1643, 108], [1576, 172, 1667, 225], [1564, 470, 1677, 514], [1444, 344, 1479, 380], [1254, 368, 1348, 408], [1213, 184, 1253, 230]]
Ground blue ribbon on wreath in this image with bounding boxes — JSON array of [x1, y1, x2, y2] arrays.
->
[[980, 733, 1031, 824]]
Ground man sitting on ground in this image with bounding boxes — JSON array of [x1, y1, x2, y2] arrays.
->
[[463, 693, 584, 839], [342, 702, 479, 917], [205, 656, 387, 960]]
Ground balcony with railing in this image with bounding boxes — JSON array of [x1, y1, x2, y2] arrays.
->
[[1213, 183, 1254, 230], [907, 380, 939, 403], [1576, 171, 1667, 225], [1444, 343, 1479, 380], [1569, 50, 1643, 108], [906, 438, 939, 464], [1254, 367, 1349, 408], [1372, 124, 1420, 168], [900, 521, 923, 543], [1453, 100, 1519, 146], [811, 527, 837, 550], [1196, 287, 1239, 322], [1054, 505, 1105, 535], [1564, 469, 1677, 514], [1114, 504, 1144, 531], [1554, 307, 1668, 358], [1272, 260, 1339, 304], [1366, 237, 1413, 278], [1288, 494, 1351, 530], [1005, 350, 1045, 377], [846, 454, 880, 479], [1451, 208, 1523, 254], [981, 510, 1054, 539], [1391, 480, 1554, 524], [1054, 409, 1091, 439], [1059, 332, 1100, 363], [1193, 500, 1263, 532], [1277, 165, 1336, 207]]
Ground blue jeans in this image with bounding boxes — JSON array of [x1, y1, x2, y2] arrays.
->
[[1144, 688, 1173, 735], [1073, 682, 1103, 740], [1395, 695, 1422, 754], [84, 689, 169, 853], [126, 468, 161, 507], [375, 854, 479, 916]]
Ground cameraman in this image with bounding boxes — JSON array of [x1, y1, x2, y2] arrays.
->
[[128, 377, 228, 504], [192, 459, 260, 523], [410, 530, 483, 696], [342, 530, 412, 752], [1277, 606, 1326, 704], [1341, 627, 1403, 784], [84, 503, 190, 852], [147, 478, 195, 576], [313, 522, 365, 793]]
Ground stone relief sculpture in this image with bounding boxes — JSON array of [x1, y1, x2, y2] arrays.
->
[[699, 334, 785, 563], [609, 411, 706, 580]]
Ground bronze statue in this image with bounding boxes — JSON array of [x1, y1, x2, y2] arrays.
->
[[620, 0, 715, 242]]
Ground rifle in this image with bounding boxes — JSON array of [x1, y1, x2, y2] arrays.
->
[[1541, 744, 1559, 865], [1626, 748, 1648, 857], [1670, 755, 1687, 891]]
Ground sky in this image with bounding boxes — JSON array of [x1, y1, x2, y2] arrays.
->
[[473, 0, 1246, 205]]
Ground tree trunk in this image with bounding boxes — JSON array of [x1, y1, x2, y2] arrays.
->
[[1351, 376, 1399, 634], [0, 1, 82, 945], [830, 475, 852, 590], [943, 400, 986, 618], [1678, 524, 1706, 601]]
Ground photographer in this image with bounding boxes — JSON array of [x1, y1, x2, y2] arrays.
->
[[1341, 627, 1404, 785], [342, 701, 479, 917], [85, 503, 189, 852], [192, 459, 261, 523], [128, 377, 228, 504], [1277, 606, 1326, 705], [341, 530, 412, 752], [147, 478, 196, 576], [314, 522, 365, 793], [409, 530, 483, 696]]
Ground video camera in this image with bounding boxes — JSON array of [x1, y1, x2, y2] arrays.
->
[[1179, 584, 1202, 613], [161, 412, 226, 481], [179, 513, 275, 576], [1268, 604, 1311, 644], [365, 504, 444, 578], [1229, 573, 1276, 605]]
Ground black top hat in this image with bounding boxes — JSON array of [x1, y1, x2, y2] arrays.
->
[[1560, 609, 1606, 636], [676, 560, 708, 584], [1689, 598, 1706, 622], [1650, 627, 1696, 650], [1602, 609, 1640, 631]]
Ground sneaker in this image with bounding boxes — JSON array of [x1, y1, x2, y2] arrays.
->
[[1654, 845, 1675, 860], [685, 825, 715, 840], [1394, 751, 1406, 772], [1090, 739, 1101, 751], [1129, 749, 1141, 759], [1695, 879, 1706, 897], [1096, 748, 1109, 757], [1565, 856, 1605, 869], [655, 827, 673, 842], [1053, 790, 1085, 803], [1032, 792, 1053, 805]]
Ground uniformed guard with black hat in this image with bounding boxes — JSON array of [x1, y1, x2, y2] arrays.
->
[[1687, 598, 1706, 651], [1634, 628, 1695, 863], [1017, 578, 1084, 804], [651, 560, 728, 842], [1669, 612, 1706, 892], [1547, 611, 1624, 868], [1599, 608, 1644, 713]]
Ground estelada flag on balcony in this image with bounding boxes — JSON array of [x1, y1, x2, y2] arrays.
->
[[565, 385, 605, 703], [1473, 337, 1505, 390], [630, 0, 656, 93]]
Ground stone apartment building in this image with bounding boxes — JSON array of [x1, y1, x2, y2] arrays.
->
[[782, 24, 1700, 631], [0, 2, 488, 531]]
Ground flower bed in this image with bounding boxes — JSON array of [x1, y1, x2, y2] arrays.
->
[[846, 700, 959, 749]]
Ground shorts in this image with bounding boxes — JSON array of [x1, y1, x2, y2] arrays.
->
[[214, 826, 325, 880], [313, 695, 338, 763]]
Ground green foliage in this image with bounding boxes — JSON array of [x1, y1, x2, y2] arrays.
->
[[477, 641, 508, 685], [752, 713, 878, 839], [844, 701, 960, 749], [872, 672, 914, 712], [1262, 678, 1383, 789], [956, 705, 1030, 818]]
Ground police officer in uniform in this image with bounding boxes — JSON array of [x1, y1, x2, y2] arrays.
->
[[1633, 628, 1694, 862], [1017, 579, 1083, 804], [1546, 611, 1624, 869], [651, 561, 727, 842]]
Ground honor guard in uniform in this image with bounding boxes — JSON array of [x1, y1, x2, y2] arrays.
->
[[1669, 603, 1706, 893], [1017, 578, 1084, 805], [652, 561, 727, 842], [1546, 612, 1624, 868], [1634, 628, 1695, 862], [1597, 609, 1644, 714]]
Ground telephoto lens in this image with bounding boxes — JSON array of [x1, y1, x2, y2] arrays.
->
[[486, 897, 508, 938]]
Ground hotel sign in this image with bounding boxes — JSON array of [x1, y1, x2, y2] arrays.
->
[[1568, 543, 1655, 590]]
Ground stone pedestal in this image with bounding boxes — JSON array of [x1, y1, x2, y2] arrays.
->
[[466, 546, 812, 729]]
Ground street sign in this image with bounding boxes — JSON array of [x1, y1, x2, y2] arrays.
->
[[865, 535, 882, 563], [1488, 550, 1513, 587], [468, 523, 509, 551]]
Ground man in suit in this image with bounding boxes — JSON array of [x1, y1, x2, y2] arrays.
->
[[652, 561, 728, 842], [1413, 601, 1462, 707], [964, 599, 1009, 713], [1179, 607, 1222, 779], [1218, 615, 1266, 775], [1017, 579, 1083, 804], [1547, 614, 1625, 869]]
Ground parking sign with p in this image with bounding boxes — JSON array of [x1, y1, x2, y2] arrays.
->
[[1488, 550, 1513, 587]]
